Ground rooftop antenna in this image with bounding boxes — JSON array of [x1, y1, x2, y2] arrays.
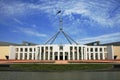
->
[[44, 10, 79, 45]]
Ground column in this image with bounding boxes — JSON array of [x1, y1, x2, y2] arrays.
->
[[77, 47, 79, 60], [68, 52, 70, 60], [43, 47, 45, 60], [58, 51, 60, 60], [39, 47, 41, 60], [102, 48, 105, 60], [98, 48, 100, 60], [73, 48, 75, 60], [22, 47, 25, 60], [18, 48, 20, 60], [84, 47, 87, 60], [27, 48, 29, 60], [52, 52, 54, 60], [34, 47, 37, 60], [88, 48, 91, 60], [93, 48, 96, 60], [81, 47, 83, 60], [63, 52, 65, 60], [48, 47, 50, 60]]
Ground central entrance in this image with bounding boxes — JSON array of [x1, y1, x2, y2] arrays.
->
[[60, 52, 63, 60], [54, 52, 68, 60]]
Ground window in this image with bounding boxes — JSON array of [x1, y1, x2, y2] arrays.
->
[[87, 48, 89, 52], [104, 48, 107, 52], [95, 48, 98, 52], [25, 53, 27, 60], [29, 48, 32, 52], [29, 53, 32, 60], [100, 48, 102, 52], [91, 53, 93, 60], [95, 53, 98, 60], [34, 48, 36, 51], [50, 46, 52, 50], [90, 48, 93, 52], [45, 47, 48, 52], [50, 46, 53, 52], [74, 47, 77, 52], [100, 53, 103, 60], [46, 47, 48, 50], [70, 46, 73, 50], [25, 48, 27, 52], [70, 46, 73, 52], [20, 53, 23, 60], [16, 48, 19, 52], [41, 47, 44, 53], [20, 48, 23, 52], [79, 47, 81, 53], [15, 53, 18, 60], [59, 46, 63, 50]]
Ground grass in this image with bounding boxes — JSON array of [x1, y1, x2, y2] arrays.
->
[[9, 64, 113, 71]]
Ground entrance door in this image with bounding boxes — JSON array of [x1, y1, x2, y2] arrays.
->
[[55, 52, 58, 60], [60, 56, 63, 60], [60, 52, 63, 60], [65, 56, 68, 60], [55, 56, 58, 60]]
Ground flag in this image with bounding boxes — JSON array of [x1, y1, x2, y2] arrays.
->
[[56, 10, 61, 15]]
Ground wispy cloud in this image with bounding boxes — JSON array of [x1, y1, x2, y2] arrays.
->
[[13, 18, 23, 25], [79, 32, 120, 44], [0, 0, 120, 27], [16, 27, 47, 37]]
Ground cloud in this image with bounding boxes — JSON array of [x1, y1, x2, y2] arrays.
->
[[1, 0, 120, 27], [79, 32, 120, 44], [13, 18, 23, 25], [16, 27, 47, 37]]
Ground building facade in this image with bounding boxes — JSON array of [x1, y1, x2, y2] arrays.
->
[[9, 44, 114, 60]]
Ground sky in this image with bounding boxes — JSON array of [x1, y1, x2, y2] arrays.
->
[[0, 0, 120, 44]]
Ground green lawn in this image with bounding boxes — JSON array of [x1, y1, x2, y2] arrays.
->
[[10, 64, 113, 71]]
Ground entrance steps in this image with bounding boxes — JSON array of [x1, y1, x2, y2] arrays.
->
[[55, 60, 68, 64]]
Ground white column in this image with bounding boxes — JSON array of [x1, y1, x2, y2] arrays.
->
[[34, 47, 37, 60], [84, 47, 87, 60], [98, 48, 100, 60], [102, 48, 105, 60], [18, 48, 20, 60], [81, 47, 83, 60], [39, 47, 41, 60], [77, 47, 79, 60], [52, 52, 54, 60], [48, 47, 50, 60], [43, 47, 45, 60], [58, 52, 60, 60], [73, 49, 75, 60], [93, 48, 95, 60], [27, 48, 29, 60], [88, 48, 91, 60], [68, 51, 70, 60], [63, 52, 65, 60], [22, 47, 25, 60]]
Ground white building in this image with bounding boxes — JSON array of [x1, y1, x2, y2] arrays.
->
[[9, 11, 114, 61], [9, 44, 114, 60]]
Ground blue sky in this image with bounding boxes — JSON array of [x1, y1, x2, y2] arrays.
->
[[0, 0, 120, 44]]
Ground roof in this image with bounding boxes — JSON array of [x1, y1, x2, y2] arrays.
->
[[85, 41, 120, 46], [0, 41, 37, 46], [100, 42, 120, 46], [0, 41, 20, 46]]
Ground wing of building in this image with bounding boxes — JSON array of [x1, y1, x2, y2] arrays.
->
[[1, 41, 120, 60]]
